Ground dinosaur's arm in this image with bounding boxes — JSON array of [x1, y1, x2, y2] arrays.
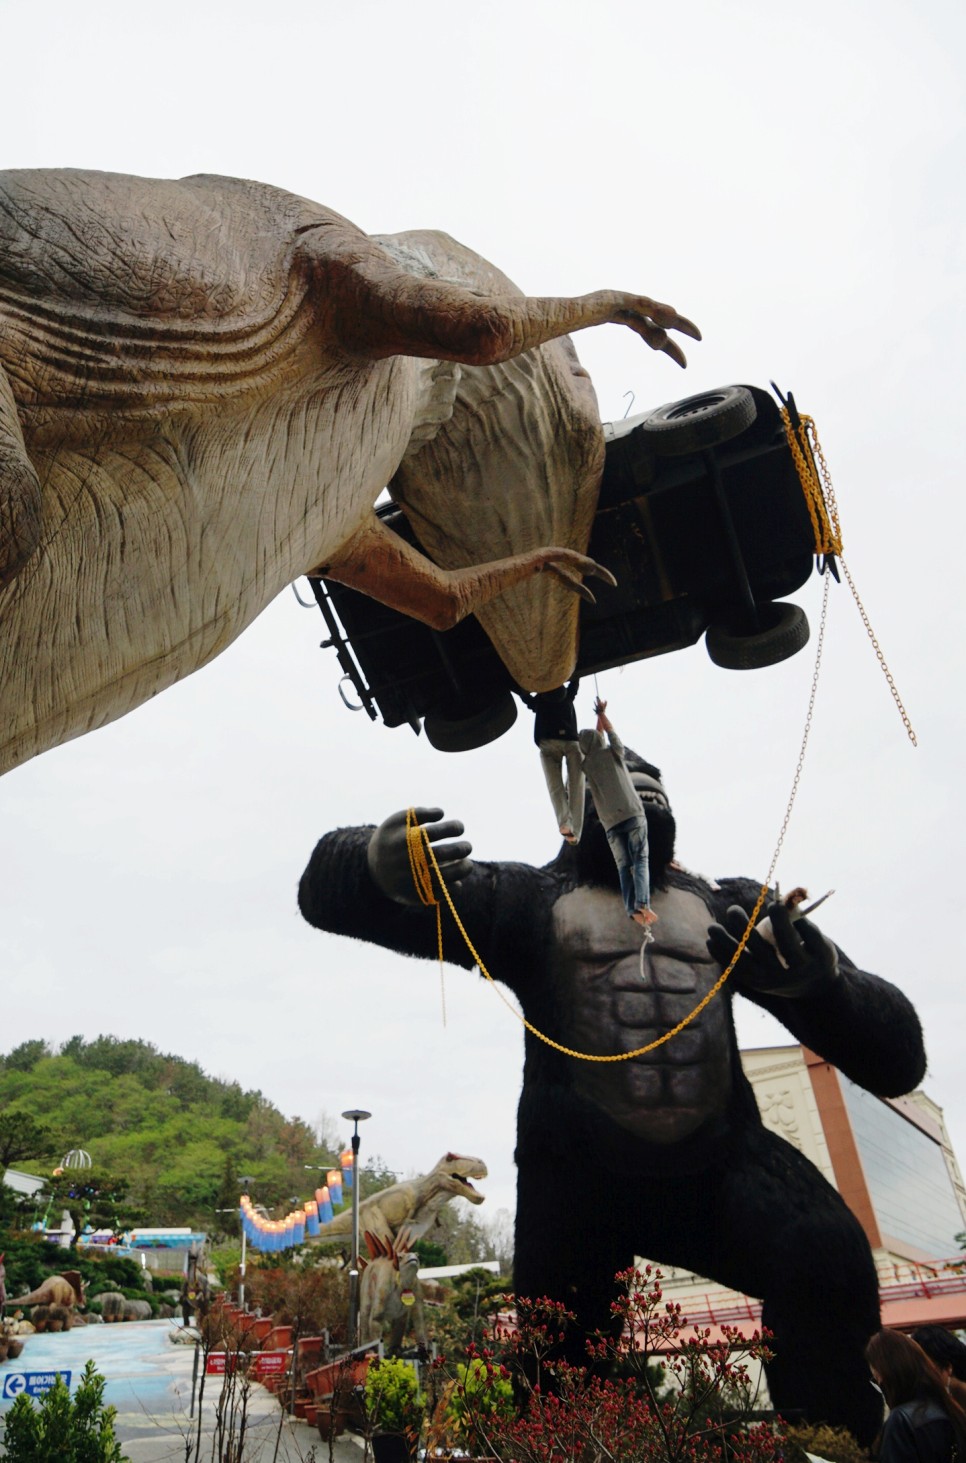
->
[[713, 876, 926, 1096], [308, 231, 700, 369]]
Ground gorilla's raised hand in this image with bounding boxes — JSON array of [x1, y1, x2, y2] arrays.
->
[[367, 807, 474, 906], [707, 902, 839, 999]]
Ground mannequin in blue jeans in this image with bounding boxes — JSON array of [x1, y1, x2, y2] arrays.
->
[[577, 699, 657, 929]]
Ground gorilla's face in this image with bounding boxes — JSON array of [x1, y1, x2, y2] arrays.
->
[[574, 751, 677, 891]]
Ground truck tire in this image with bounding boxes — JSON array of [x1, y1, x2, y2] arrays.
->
[[706, 602, 809, 670], [424, 691, 518, 752], [640, 385, 757, 456]]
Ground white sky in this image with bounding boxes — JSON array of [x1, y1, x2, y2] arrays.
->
[[2, 0, 964, 1230]]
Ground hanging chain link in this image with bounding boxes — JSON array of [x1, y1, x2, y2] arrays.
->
[[781, 408, 917, 747]]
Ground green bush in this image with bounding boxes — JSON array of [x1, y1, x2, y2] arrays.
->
[[0, 1359, 127, 1461], [364, 1355, 425, 1438], [446, 1355, 514, 1451]]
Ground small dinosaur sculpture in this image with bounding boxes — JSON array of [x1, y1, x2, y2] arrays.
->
[[358, 1226, 427, 1352], [310, 1152, 486, 1246], [7, 1269, 85, 1310]]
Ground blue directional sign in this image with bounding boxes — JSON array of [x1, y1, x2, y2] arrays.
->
[[2, 1370, 71, 1399]]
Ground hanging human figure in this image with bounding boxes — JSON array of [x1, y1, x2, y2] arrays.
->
[[579, 698, 656, 928], [520, 680, 585, 843]]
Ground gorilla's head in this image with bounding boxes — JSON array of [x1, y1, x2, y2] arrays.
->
[[571, 749, 676, 892]]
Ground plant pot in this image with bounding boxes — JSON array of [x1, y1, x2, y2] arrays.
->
[[297, 1335, 325, 1369], [372, 1432, 416, 1463], [266, 1324, 294, 1349], [316, 1406, 349, 1441], [305, 1354, 371, 1398]]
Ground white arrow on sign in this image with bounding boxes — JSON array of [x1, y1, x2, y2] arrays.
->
[[3, 1374, 27, 1398]]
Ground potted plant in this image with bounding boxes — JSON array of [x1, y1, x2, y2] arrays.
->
[[364, 1355, 425, 1463]]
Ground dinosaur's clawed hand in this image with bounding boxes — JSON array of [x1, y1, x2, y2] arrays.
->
[[613, 296, 702, 368], [543, 550, 617, 604]]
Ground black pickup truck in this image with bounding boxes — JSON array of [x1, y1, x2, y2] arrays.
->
[[308, 383, 823, 751]]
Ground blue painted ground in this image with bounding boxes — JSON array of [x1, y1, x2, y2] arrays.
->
[[0, 1321, 361, 1460]]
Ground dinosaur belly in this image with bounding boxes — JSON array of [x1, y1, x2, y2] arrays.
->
[[552, 884, 733, 1142]]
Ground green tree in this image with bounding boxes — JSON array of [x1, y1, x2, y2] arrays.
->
[[44, 1168, 142, 1238], [0, 1108, 54, 1167], [0, 1359, 126, 1461], [4, 1040, 51, 1073]]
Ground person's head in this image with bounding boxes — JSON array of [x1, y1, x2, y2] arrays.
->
[[866, 1328, 953, 1412], [912, 1327, 966, 1384]]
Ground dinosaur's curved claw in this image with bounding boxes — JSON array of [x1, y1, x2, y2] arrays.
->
[[547, 563, 597, 604]]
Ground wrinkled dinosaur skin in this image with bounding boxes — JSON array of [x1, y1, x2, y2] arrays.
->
[[298, 758, 927, 1446], [0, 169, 699, 775], [7, 1270, 85, 1309], [309, 1152, 486, 1247]]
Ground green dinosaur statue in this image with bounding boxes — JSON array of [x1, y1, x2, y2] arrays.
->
[[311, 1152, 486, 1246]]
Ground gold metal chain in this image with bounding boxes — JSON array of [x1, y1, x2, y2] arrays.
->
[[780, 408, 916, 746], [405, 582, 828, 1062], [404, 400, 914, 1055]]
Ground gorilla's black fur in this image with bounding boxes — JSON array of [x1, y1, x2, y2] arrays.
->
[[298, 760, 926, 1445]]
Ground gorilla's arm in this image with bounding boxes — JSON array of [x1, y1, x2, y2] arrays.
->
[[712, 876, 926, 1096], [298, 824, 558, 1000]]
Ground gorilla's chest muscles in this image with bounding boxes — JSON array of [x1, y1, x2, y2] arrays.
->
[[549, 883, 733, 1142]]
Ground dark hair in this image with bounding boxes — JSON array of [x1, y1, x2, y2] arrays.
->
[[912, 1327, 966, 1383], [866, 1330, 966, 1453]]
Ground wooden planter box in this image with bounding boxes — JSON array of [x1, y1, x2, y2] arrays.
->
[[265, 1324, 294, 1350]]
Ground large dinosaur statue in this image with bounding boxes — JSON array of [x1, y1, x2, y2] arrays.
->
[[0, 168, 699, 777], [311, 1152, 486, 1247], [7, 1270, 85, 1310]]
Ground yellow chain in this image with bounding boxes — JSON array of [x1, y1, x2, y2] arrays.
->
[[780, 407, 842, 557], [404, 583, 828, 1063], [407, 809, 446, 1024], [781, 407, 916, 746], [403, 400, 911, 1055]]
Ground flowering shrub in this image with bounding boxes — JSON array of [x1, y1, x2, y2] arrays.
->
[[429, 1266, 788, 1463]]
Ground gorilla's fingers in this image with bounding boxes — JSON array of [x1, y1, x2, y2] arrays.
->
[[706, 924, 737, 967], [768, 904, 808, 968], [408, 806, 445, 827], [796, 918, 840, 981], [723, 905, 753, 942], [423, 818, 466, 845]]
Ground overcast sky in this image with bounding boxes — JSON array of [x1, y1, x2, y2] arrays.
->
[[2, 0, 964, 1232]]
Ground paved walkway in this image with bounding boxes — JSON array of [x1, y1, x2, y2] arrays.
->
[[0, 1320, 365, 1461]]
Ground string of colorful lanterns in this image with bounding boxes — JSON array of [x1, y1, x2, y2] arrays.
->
[[238, 1148, 355, 1252]]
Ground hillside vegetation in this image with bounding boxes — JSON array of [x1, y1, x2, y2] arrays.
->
[[0, 1036, 363, 1231]]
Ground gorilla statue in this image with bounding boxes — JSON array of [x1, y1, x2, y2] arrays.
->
[[298, 749, 926, 1445]]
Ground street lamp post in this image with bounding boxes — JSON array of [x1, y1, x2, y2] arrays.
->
[[238, 1176, 254, 1308], [341, 1109, 371, 1348]]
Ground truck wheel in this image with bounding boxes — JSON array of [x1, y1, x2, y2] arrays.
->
[[640, 385, 757, 456], [706, 602, 809, 670], [423, 691, 518, 752]]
